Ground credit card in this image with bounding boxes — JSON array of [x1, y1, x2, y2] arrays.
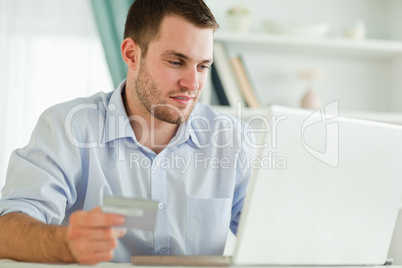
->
[[102, 196, 158, 231]]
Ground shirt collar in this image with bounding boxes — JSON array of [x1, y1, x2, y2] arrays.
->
[[102, 80, 202, 149], [102, 80, 135, 144], [168, 112, 202, 149]]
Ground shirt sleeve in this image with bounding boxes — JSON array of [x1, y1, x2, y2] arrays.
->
[[0, 107, 84, 224]]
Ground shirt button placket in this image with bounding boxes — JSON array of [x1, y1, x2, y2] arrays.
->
[[151, 155, 170, 255]]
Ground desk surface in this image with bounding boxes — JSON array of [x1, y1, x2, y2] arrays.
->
[[0, 259, 129, 267], [0, 260, 396, 268]]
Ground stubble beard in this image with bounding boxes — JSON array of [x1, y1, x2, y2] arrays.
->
[[135, 60, 198, 125]]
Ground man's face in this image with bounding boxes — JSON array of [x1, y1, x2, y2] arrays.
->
[[133, 15, 214, 124]]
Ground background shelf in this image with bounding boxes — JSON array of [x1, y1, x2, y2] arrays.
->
[[215, 32, 402, 59], [204, 0, 402, 114]]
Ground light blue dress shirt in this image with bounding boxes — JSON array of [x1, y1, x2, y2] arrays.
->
[[0, 80, 255, 262]]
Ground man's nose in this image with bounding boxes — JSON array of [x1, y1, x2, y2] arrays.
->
[[179, 67, 199, 91]]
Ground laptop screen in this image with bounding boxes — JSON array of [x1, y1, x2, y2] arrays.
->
[[233, 104, 402, 266]]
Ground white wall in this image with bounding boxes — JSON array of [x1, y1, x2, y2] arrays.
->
[[206, 0, 394, 39]]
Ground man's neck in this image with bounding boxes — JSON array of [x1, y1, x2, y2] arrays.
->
[[132, 118, 178, 154], [122, 88, 179, 154]]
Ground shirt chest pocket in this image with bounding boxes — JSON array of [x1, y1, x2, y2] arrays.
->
[[186, 197, 232, 255]]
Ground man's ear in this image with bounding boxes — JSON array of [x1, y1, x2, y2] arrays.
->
[[121, 38, 141, 70]]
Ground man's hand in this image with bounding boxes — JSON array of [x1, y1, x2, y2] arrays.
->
[[66, 207, 127, 264]]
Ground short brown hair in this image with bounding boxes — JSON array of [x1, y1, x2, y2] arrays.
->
[[124, 0, 219, 57]]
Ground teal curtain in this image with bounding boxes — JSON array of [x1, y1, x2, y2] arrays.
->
[[91, 0, 134, 88]]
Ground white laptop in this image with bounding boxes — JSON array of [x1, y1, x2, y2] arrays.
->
[[132, 104, 402, 266]]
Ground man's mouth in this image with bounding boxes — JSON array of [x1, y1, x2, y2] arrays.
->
[[170, 95, 195, 105]]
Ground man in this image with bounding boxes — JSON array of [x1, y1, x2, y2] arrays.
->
[[0, 0, 254, 264]]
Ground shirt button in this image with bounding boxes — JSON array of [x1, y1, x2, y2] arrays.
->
[[158, 203, 164, 210], [159, 248, 167, 254]]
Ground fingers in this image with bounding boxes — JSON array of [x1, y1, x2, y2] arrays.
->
[[67, 225, 127, 240], [113, 227, 127, 238], [70, 238, 118, 253], [67, 228, 124, 264], [70, 207, 125, 228], [66, 207, 127, 264]]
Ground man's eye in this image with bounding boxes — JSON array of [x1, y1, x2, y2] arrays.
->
[[169, 61, 181, 66], [199, 65, 211, 71]]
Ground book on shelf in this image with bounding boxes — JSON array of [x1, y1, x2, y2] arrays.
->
[[211, 63, 230, 106], [230, 56, 261, 108], [212, 42, 245, 107]]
